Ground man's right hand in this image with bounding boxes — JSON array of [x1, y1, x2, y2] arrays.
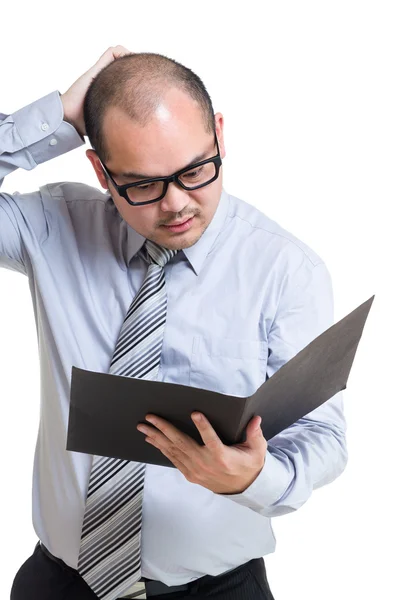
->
[[60, 45, 132, 138]]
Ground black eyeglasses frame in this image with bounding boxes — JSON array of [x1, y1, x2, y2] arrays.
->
[[97, 130, 222, 206]]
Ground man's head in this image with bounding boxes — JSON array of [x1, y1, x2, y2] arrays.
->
[[84, 52, 226, 251]]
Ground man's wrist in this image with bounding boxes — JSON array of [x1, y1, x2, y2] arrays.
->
[[222, 460, 265, 495], [60, 93, 85, 139]]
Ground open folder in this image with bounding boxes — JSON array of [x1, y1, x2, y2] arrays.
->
[[66, 295, 374, 468]]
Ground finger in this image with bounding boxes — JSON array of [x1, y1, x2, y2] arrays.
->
[[191, 413, 224, 452], [145, 437, 190, 473], [95, 46, 131, 71], [112, 46, 132, 59], [247, 416, 267, 440], [162, 448, 191, 477], [145, 415, 198, 454]]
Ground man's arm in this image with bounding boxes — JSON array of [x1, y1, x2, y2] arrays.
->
[[0, 45, 132, 274], [0, 91, 85, 190], [0, 91, 85, 274], [0, 44, 132, 192], [222, 257, 348, 517]]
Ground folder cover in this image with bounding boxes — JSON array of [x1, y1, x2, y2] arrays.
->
[[67, 295, 374, 468]]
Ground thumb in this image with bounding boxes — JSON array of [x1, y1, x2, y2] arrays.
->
[[246, 416, 265, 444]]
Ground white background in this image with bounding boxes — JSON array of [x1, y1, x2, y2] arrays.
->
[[1, 1, 399, 598]]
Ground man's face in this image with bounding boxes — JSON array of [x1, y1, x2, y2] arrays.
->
[[87, 87, 226, 251]]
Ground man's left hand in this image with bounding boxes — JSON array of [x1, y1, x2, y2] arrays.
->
[[137, 412, 268, 495]]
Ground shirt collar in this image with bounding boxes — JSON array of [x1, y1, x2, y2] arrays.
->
[[125, 187, 230, 276]]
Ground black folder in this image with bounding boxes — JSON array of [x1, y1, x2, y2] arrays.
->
[[66, 295, 374, 468]]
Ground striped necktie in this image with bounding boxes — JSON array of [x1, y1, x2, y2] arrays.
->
[[77, 239, 179, 600]]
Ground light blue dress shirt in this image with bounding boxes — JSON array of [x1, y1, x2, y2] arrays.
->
[[0, 90, 348, 586]]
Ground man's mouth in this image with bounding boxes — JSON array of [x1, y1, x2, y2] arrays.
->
[[165, 219, 190, 226], [162, 217, 195, 232]]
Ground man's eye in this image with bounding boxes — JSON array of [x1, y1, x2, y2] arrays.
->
[[183, 167, 203, 179], [137, 182, 155, 190]]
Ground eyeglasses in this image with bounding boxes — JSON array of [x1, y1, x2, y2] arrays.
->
[[97, 130, 222, 206]]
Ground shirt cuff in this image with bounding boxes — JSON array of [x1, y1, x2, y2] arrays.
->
[[9, 90, 85, 164], [220, 448, 292, 513]]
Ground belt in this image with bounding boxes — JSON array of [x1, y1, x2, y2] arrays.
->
[[121, 565, 242, 598], [38, 541, 246, 597]]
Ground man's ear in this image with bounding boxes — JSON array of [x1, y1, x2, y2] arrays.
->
[[214, 112, 226, 160], [86, 149, 109, 190]]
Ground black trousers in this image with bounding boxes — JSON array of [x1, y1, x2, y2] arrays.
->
[[10, 541, 275, 600]]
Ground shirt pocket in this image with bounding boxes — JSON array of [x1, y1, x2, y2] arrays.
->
[[189, 336, 268, 397]]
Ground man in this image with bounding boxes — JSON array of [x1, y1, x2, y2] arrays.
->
[[0, 47, 348, 600]]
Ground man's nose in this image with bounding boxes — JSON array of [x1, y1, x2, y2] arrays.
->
[[159, 181, 190, 214]]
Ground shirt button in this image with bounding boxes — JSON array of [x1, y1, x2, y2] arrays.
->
[[41, 123, 49, 131], [49, 138, 58, 146]]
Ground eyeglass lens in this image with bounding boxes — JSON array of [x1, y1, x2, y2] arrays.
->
[[125, 161, 218, 204]]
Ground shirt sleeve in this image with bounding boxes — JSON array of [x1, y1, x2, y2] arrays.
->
[[0, 90, 85, 273], [221, 258, 348, 518], [0, 90, 85, 187]]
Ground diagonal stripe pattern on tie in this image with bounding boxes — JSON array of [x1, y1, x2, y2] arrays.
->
[[77, 239, 178, 600]]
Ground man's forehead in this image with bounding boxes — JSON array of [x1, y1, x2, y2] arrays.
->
[[107, 134, 215, 181], [104, 87, 202, 128], [102, 99, 213, 178]]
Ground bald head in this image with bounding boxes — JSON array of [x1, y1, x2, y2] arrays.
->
[[83, 52, 215, 163]]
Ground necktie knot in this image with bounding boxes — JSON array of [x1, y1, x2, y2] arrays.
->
[[144, 239, 179, 267]]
